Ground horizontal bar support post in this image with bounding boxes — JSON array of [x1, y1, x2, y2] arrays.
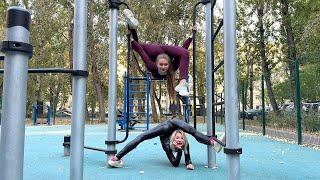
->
[[0, 68, 88, 76]]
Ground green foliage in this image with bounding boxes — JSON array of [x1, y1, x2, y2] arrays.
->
[[300, 65, 320, 101], [273, 80, 291, 103], [273, 64, 320, 102], [266, 111, 320, 133]]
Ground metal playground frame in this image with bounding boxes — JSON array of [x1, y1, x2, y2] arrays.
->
[[0, 0, 241, 180]]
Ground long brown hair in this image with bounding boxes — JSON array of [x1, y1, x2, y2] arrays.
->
[[156, 53, 176, 101]]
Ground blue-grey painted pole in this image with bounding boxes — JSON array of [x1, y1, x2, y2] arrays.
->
[[204, 2, 215, 168], [32, 104, 37, 125], [123, 73, 127, 129], [106, 4, 118, 159], [70, 0, 88, 179], [0, 6, 31, 180], [224, 0, 241, 179], [47, 105, 51, 126]]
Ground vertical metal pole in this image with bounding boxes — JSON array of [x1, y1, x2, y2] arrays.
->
[[47, 105, 51, 126], [220, 93, 223, 124], [125, 31, 130, 130], [205, 2, 215, 168], [70, 0, 88, 179], [32, 105, 37, 125], [224, 0, 240, 179], [295, 60, 302, 144], [215, 94, 218, 120], [192, 5, 197, 130], [106, 2, 119, 159], [123, 73, 127, 130], [211, 0, 216, 141], [146, 73, 150, 130], [0, 96, 2, 125], [53, 101, 56, 125], [261, 75, 266, 135], [192, 1, 202, 130], [0, 6, 31, 180]]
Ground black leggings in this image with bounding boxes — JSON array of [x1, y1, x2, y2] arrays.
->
[[115, 119, 211, 166]]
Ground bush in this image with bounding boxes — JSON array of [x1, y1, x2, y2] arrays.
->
[[266, 111, 296, 129], [264, 111, 320, 132], [302, 113, 320, 132]]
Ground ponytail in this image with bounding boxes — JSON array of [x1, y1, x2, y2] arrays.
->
[[166, 69, 176, 102], [156, 53, 176, 101]]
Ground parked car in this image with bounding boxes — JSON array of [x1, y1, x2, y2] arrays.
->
[[310, 103, 320, 112], [302, 103, 311, 112], [244, 109, 263, 120], [56, 109, 72, 117]]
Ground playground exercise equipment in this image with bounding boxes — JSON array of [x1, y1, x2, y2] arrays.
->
[[119, 72, 192, 130], [64, 1, 136, 165], [107, 0, 241, 179], [192, 0, 242, 177], [0, 6, 33, 180], [119, 73, 151, 130], [0, 1, 90, 179], [0, 1, 241, 180], [193, 0, 216, 168]]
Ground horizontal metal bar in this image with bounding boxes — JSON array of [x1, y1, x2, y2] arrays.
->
[[130, 83, 146, 86], [215, 94, 224, 100], [0, 68, 88, 76], [128, 77, 166, 81], [213, 101, 224, 105], [84, 146, 108, 153], [132, 126, 148, 129], [129, 77, 147, 80]]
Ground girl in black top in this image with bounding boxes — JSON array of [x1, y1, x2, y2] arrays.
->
[[108, 119, 225, 170]]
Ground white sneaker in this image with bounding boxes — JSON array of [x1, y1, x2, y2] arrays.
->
[[123, 9, 139, 29], [175, 82, 189, 96], [213, 141, 223, 153], [213, 134, 225, 153], [108, 156, 124, 168]]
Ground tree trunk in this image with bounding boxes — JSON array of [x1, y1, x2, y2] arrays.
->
[[88, 0, 106, 123], [257, 1, 279, 113], [65, 1, 74, 98], [249, 61, 254, 109], [244, 52, 250, 110], [35, 39, 45, 105], [93, 65, 106, 122], [93, 67, 106, 123], [68, 2, 74, 71], [280, 0, 298, 103]]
